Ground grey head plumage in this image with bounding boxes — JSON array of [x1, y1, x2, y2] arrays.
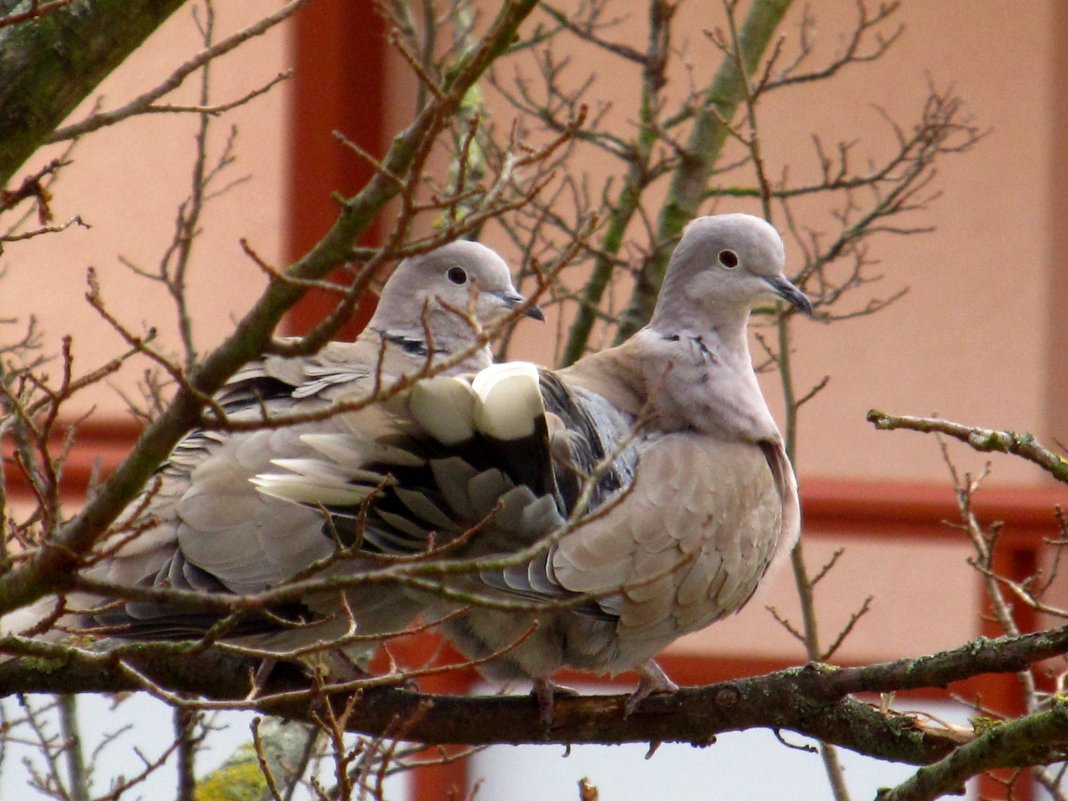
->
[[649, 213, 811, 332], [366, 240, 543, 359]]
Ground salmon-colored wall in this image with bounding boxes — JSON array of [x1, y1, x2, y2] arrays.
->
[[4, 2, 1062, 486], [2, 1, 1064, 675], [2, 3, 288, 416]]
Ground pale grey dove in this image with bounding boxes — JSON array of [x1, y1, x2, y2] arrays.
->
[[254, 213, 811, 715], [3, 240, 541, 653]]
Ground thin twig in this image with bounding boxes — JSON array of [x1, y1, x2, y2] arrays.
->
[[868, 410, 1068, 484]]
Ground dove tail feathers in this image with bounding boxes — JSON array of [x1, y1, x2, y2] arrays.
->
[[253, 362, 562, 556]]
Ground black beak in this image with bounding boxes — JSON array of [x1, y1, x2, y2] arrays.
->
[[499, 290, 545, 321], [523, 303, 545, 321], [763, 274, 813, 316]]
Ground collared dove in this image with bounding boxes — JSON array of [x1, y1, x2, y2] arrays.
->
[[3, 240, 541, 653], [255, 213, 811, 714]]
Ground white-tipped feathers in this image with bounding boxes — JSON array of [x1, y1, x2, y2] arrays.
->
[[408, 378, 479, 445], [471, 362, 543, 440]]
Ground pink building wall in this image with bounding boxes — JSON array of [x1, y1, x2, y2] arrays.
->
[[2, 0, 1063, 673]]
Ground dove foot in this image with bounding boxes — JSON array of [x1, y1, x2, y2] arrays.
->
[[624, 660, 678, 717], [531, 678, 580, 727]]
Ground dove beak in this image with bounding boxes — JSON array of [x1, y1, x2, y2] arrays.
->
[[763, 275, 813, 316], [497, 289, 545, 321], [523, 303, 546, 321]]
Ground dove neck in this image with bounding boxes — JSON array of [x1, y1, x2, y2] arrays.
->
[[365, 306, 493, 372], [649, 303, 753, 364], [637, 311, 781, 441]]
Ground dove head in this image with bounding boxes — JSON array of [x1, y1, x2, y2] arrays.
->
[[369, 240, 542, 351], [652, 214, 812, 329]]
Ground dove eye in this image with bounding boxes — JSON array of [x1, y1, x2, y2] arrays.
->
[[446, 266, 468, 285], [718, 250, 739, 269]]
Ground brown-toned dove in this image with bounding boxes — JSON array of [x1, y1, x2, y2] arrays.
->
[[254, 213, 811, 714], [2, 240, 542, 654]]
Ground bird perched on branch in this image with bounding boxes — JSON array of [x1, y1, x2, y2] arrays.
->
[[4, 240, 542, 653], [255, 213, 812, 717]]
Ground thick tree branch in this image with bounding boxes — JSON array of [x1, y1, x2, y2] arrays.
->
[[0, 0, 188, 185], [49, 0, 307, 143], [4, 624, 1068, 766], [559, 0, 674, 366], [877, 700, 1068, 801]]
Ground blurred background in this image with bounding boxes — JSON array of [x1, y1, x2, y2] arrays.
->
[[2, 1, 1066, 798]]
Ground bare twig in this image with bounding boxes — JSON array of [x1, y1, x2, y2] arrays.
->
[[868, 410, 1068, 484], [0, 0, 75, 30], [50, 0, 309, 142]]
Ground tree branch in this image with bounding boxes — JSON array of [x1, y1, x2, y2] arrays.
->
[[867, 410, 1068, 484], [5, 624, 1068, 767], [877, 699, 1068, 801], [0, 0, 187, 185], [49, 0, 306, 143]]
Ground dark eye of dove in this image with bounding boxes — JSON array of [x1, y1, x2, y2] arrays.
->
[[446, 266, 468, 285], [717, 249, 739, 269]]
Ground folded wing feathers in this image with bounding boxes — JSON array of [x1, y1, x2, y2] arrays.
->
[[93, 315, 505, 639], [429, 457, 480, 520], [253, 358, 791, 653], [300, 433, 424, 469], [544, 434, 787, 640], [215, 341, 376, 412], [249, 362, 632, 619], [252, 363, 561, 564], [393, 487, 462, 532], [251, 473, 376, 508], [270, 457, 387, 486]]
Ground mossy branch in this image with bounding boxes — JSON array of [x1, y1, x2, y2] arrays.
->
[[559, 0, 674, 366], [0, 0, 540, 618], [867, 410, 1068, 485], [877, 699, 1068, 801], [4, 624, 1068, 772], [614, 0, 793, 342], [0, 0, 187, 185]]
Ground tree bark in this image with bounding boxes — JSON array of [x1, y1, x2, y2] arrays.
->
[[4, 623, 1068, 767], [0, 0, 188, 185]]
